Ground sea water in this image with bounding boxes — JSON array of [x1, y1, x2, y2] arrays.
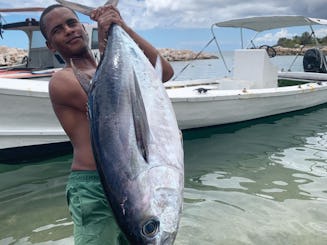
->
[[1, 57, 327, 245], [172, 53, 304, 81]]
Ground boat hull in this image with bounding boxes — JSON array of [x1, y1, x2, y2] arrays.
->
[[0, 78, 68, 151], [2, 78, 327, 152], [167, 81, 327, 129]]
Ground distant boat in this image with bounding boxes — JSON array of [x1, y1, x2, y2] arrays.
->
[[1, 12, 327, 162]]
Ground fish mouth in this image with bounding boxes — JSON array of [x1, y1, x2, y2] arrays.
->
[[160, 231, 176, 245]]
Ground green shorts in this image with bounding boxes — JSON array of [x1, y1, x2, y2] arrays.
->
[[66, 171, 129, 245]]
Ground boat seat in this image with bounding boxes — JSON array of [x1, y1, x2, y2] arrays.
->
[[233, 49, 278, 88]]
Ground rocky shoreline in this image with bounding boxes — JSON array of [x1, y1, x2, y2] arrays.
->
[[275, 45, 327, 55], [157, 48, 218, 62], [0, 46, 218, 66], [0, 46, 27, 67]]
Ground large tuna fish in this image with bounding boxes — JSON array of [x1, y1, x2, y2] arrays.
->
[[56, 1, 184, 244]]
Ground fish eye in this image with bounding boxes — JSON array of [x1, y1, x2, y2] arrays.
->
[[141, 218, 160, 238]]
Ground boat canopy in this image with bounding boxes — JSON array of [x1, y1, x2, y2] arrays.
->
[[214, 16, 327, 32], [1, 19, 40, 32]]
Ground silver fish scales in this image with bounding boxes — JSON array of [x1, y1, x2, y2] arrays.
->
[[88, 24, 184, 245]]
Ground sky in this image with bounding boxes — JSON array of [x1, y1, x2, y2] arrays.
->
[[1, 0, 327, 52]]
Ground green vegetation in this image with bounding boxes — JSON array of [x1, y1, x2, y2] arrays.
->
[[277, 32, 327, 47]]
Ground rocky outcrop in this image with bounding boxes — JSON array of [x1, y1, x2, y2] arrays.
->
[[158, 48, 218, 61], [0, 46, 27, 66]]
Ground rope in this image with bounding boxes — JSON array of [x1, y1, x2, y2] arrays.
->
[[172, 37, 216, 81]]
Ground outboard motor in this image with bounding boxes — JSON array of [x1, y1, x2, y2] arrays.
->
[[303, 48, 327, 73]]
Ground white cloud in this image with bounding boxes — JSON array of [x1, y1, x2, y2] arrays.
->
[[255, 29, 297, 44], [119, 0, 327, 30], [315, 28, 327, 38], [1, 0, 327, 30]]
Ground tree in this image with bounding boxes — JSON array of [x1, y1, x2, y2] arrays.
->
[[299, 32, 313, 45], [276, 31, 327, 47]]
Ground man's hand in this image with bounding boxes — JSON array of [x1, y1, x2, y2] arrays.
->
[[90, 5, 125, 55]]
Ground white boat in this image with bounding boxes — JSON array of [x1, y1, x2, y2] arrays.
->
[[1, 13, 327, 160], [166, 15, 327, 129], [0, 8, 97, 158]]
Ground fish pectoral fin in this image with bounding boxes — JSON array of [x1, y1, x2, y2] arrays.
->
[[131, 70, 150, 163], [154, 55, 163, 82]]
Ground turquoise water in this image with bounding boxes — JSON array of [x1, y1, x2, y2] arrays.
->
[[1, 58, 327, 244]]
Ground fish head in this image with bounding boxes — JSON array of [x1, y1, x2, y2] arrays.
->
[[120, 167, 183, 245], [125, 206, 181, 245]]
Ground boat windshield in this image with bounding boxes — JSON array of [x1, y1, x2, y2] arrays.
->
[[31, 30, 46, 48]]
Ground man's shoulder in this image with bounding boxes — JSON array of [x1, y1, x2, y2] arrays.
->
[[49, 67, 77, 91], [50, 67, 74, 84], [48, 67, 80, 100]]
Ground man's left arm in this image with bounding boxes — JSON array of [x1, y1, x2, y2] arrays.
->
[[122, 25, 174, 82]]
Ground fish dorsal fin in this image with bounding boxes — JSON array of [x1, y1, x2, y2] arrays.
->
[[105, 0, 119, 7], [70, 58, 92, 94], [131, 70, 150, 163]]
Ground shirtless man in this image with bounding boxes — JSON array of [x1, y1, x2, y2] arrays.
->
[[39, 4, 174, 244]]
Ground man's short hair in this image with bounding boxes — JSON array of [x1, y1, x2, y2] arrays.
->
[[40, 4, 79, 40]]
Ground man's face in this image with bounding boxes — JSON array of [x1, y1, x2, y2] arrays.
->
[[44, 7, 89, 59]]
